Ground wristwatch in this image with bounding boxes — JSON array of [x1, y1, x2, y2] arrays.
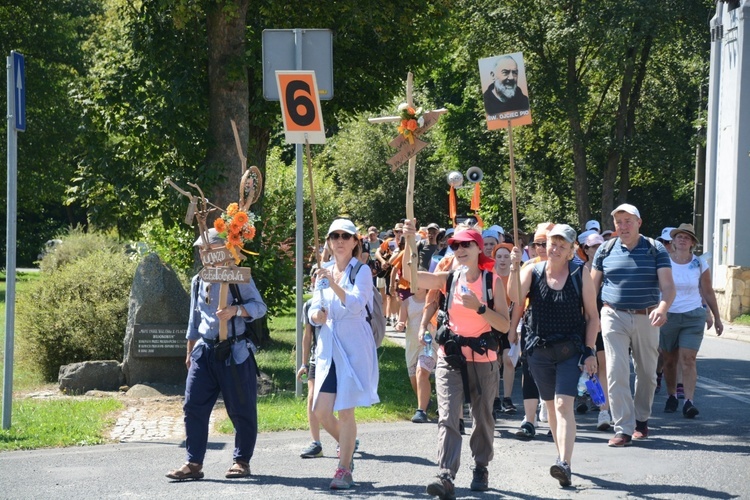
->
[[235, 305, 243, 317], [477, 305, 487, 315]]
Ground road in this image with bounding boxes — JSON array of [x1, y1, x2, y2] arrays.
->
[[0, 332, 748, 499]]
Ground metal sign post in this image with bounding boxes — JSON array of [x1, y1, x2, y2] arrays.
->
[[262, 29, 332, 398], [4, 50, 25, 430]]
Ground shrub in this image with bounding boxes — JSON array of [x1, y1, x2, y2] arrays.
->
[[37, 226, 121, 272], [137, 218, 196, 276], [16, 249, 137, 381]]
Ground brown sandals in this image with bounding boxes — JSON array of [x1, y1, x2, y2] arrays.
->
[[166, 462, 204, 480], [225, 460, 251, 479]]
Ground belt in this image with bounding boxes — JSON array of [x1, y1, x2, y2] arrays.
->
[[603, 303, 656, 315]]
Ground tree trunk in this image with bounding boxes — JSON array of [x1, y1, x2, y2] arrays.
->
[[601, 41, 637, 229], [567, 53, 590, 227], [205, 0, 249, 213], [617, 35, 653, 205]]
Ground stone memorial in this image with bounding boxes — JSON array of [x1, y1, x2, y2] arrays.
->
[[122, 253, 191, 386]]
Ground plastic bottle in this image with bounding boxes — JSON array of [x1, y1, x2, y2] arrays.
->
[[577, 371, 588, 397], [423, 331, 434, 357], [316, 277, 330, 310]]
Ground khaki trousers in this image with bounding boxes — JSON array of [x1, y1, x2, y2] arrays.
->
[[435, 356, 498, 477], [601, 307, 659, 436]]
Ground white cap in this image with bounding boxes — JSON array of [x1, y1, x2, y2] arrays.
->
[[327, 218, 358, 237], [585, 220, 601, 231], [660, 227, 676, 242], [611, 203, 640, 218]]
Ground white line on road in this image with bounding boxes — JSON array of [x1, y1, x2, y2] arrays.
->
[[697, 375, 750, 404]]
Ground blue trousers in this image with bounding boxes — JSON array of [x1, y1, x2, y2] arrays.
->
[[183, 343, 258, 464]]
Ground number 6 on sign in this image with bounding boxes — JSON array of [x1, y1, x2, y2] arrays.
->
[[276, 71, 326, 144]]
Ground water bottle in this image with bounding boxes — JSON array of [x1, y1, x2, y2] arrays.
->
[[423, 331, 434, 357], [418, 331, 436, 372], [577, 371, 588, 397], [316, 277, 330, 310], [585, 374, 606, 406]]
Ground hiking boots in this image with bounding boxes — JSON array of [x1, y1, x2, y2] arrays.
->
[[426, 473, 455, 499], [470, 465, 489, 491]]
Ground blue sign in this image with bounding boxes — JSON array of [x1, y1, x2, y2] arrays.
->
[[12, 51, 26, 132]]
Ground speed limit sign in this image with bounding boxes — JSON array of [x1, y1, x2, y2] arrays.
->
[[276, 71, 326, 144]]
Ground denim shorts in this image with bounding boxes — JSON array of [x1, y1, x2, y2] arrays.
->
[[526, 340, 581, 401], [660, 307, 706, 352]]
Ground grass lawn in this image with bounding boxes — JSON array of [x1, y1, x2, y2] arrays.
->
[[734, 314, 750, 326], [1, 271, 416, 448]]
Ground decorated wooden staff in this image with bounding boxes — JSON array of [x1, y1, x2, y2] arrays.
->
[[165, 121, 262, 341], [368, 73, 446, 288]]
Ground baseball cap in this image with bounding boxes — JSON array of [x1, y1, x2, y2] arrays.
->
[[368, 226, 378, 234], [610, 203, 641, 218], [577, 229, 598, 245], [584, 233, 605, 247], [427, 223, 440, 231], [659, 227, 676, 242], [327, 218, 358, 237], [548, 224, 576, 244], [488, 224, 505, 235], [482, 229, 502, 243], [585, 220, 601, 232]]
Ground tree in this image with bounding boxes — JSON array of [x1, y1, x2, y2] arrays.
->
[[427, 0, 712, 233], [0, 0, 100, 264]]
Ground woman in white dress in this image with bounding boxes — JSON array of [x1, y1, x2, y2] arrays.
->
[[310, 219, 380, 489]]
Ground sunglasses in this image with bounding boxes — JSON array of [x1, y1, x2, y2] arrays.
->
[[449, 241, 475, 251], [329, 232, 353, 241], [530, 241, 546, 248]]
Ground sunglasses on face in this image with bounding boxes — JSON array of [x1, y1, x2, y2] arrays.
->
[[449, 241, 475, 251], [584, 244, 601, 250], [329, 232, 353, 241], [530, 241, 546, 248]]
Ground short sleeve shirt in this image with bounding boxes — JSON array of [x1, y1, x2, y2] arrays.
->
[[593, 236, 671, 309], [670, 256, 708, 313]]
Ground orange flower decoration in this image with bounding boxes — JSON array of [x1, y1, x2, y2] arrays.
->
[[227, 203, 239, 216], [214, 218, 226, 233], [234, 211, 249, 225], [227, 232, 242, 247], [406, 119, 418, 131], [243, 226, 256, 241]]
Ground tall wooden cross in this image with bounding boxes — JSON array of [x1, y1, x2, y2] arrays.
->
[[368, 72, 446, 288]]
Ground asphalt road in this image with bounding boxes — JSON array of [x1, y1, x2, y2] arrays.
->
[[0, 333, 748, 499]]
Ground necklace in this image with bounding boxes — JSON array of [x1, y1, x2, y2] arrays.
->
[[672, 252, 693, 265]]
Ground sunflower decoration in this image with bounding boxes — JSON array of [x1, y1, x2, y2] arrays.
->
[[397, 102, 425, 145], [214, 202, 258, 263]]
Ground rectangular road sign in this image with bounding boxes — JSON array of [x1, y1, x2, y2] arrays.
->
[[11, 51, 26, 132], [262, 29, 333, 101]]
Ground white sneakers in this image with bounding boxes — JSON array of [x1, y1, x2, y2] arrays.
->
[[597, 409, 612, 431]]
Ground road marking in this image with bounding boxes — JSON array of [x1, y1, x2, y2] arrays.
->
[[697, 375, 750, 404]]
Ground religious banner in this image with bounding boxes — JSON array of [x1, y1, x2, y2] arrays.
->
[[478, 52, 532, 130]]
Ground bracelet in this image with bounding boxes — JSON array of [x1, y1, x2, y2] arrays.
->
[[585, 346, 597, 358], [301, 364, 309, 370]]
